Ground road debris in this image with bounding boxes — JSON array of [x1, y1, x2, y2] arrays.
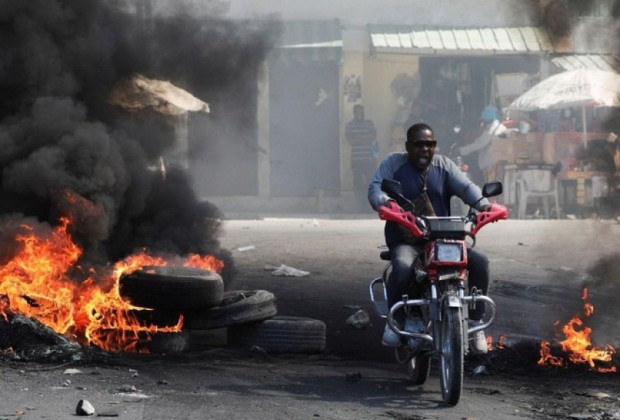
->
[[75, 399, 95, 416], [265, 264, 310, 277], [237, 245, 256, 252], [346, 310, 370, 330], [473, 365, 487, 375]]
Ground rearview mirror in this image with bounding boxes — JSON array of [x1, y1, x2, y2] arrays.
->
[[381, 179, 403, 199], [482, 181, 503, 198]]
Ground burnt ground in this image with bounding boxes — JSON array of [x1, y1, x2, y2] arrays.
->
[[2, 218, 620, 419], [1, 342, 619, 419]]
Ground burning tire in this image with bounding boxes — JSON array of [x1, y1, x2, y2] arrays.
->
[[119, 266, 224, 310], [128, 309, 182, 327], [183, 290, 277, 330], [147, 330, 190, 354], [227, 316, 326, 354], [97, 308, 182, 328]]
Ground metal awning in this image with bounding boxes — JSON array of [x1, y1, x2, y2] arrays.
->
[[269, 19, 343, 64], [551, 54, 620, 72], [368, 25, 554, 55]]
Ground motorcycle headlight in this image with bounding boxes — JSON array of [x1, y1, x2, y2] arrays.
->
[[435, 243, 463, 262]]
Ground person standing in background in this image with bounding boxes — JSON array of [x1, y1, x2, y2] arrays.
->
[[460, 106, 507, 184], [345, 104, 377, 212]]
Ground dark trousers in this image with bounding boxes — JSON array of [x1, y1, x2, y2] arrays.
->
[[351, 159, 376, 211], [386, 243, 489, 321]]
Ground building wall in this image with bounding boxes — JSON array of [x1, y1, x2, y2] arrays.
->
[[340, 51, 363, 190], [340, 36, 420, 190], [196, 0, 549, 212], [364, 54, 420, 159]]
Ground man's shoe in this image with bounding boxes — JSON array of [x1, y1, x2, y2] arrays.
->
[[382, 323, 402, 347], [469, 320, 488, 354], [404, 315, 425, 352]]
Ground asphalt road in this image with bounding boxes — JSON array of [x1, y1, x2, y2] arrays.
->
[[2, 217, 620, 419], [222, 217, 620, 358]]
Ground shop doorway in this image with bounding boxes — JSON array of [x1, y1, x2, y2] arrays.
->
[[268, 61, 340, 197]]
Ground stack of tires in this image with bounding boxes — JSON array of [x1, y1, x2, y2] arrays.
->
[[119, 266, 326, 354]]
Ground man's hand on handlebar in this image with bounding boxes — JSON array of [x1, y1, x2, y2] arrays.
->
[[383, 198, 414, 213]]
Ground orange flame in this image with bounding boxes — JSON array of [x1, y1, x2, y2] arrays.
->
[[537, 287, 616, 373], [0, 294, 9, 322], [486, 334, 507, 351], [0, 218, 224, 353], [0, 218, 80, 334], [538, 340, 565, 367]]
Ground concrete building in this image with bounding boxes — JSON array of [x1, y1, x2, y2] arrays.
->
[[153, 0, 620, 216]]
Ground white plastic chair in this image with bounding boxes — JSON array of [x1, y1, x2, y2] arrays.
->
[[515, 168, 560, 219]]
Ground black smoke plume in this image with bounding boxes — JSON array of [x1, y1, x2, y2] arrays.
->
[[0, 1, 277, 277]]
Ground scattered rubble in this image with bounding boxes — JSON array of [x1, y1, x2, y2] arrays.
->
[[346, 309, 371, 330], [265, 264, 310, 277], [236, 245, 256, 252], [75, 399, 95, 416]]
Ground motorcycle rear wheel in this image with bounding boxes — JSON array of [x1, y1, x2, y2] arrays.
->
[[439, 305, 464, 406], [407, 353, 431, 385]]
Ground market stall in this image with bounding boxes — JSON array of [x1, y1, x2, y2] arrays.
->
[[490, 130, 616, 218], [501, 69, 620, 218]]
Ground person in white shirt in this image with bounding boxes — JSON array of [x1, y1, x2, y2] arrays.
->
[[460, 106, 507, 183]]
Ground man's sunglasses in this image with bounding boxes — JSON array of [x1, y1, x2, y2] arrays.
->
[[407, 140, 437, 149]]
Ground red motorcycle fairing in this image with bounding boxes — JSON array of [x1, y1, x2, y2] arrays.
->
[[380, 200, 509, 240], [425, 239, 468, 281], [378, 200, 426, 238], [470, 202, 509, 236]]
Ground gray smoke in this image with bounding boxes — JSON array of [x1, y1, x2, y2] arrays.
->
[[542, 0, 620, 53], [578, 253, 620, 348], [0, 0, 277, 273]]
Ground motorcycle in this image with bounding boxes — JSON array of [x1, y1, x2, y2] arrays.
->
[[369, 179, 508, 406]]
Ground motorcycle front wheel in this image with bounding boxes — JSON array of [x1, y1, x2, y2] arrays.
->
[[439, 305, 464, 406]]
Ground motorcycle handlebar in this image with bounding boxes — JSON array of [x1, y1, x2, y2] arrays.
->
[[378, 200, 427, 238], [378, 201, 508, 239], [470, 202, 509, 235]]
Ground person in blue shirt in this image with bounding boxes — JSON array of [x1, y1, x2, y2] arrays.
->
[[368, 122, 491, 354]]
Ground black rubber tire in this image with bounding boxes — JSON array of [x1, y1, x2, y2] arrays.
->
[[119, 266, 224, 311], [227, 316, 326, 354], [146, 330, 189, 354], [407, 353, 432, 385], [183, 290, 277, 330], [439, 305, 464, 406]]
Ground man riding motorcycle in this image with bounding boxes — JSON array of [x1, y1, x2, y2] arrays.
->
[[368, 122, 491, 354]]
